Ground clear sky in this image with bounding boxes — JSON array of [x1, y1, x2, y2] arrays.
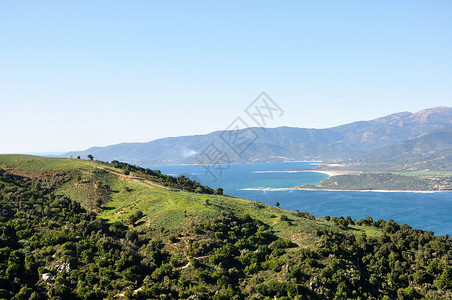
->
[[1, 1, 451, 153]]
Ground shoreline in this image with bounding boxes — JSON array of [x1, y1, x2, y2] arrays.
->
[[240, 187, 451, 193], [302, 170, 355, 176], [251, 170, 354, 176]]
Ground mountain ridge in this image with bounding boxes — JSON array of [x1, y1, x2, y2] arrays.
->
[[359, 127, 452, 163], [64, 106, 452, 165]]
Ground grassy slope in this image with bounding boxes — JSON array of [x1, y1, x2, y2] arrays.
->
[[0, 155, 381, 247]]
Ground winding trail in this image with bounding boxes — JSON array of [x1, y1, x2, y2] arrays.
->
[[91, 165, 169, 190], [175, 238, 209, 270]]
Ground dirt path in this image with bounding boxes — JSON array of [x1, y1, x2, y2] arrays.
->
[[176, 238, 209, 270], [91, 165, 169, 190]]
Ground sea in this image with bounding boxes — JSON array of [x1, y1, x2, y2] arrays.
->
[[142, 162, 452, 236]]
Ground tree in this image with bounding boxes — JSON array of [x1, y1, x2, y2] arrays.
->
[[335, 218, 348, 230], [128, 210, 144, 225], [275, 202, 280, 208], [87, 154, 94, 161], [76, 156, 81, 159], [214, 187, 223, 195], [364, 216, 374, 224]]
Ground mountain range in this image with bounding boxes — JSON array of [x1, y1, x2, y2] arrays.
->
[[358, 127, 452, 163], [64, 106, 452, 165]]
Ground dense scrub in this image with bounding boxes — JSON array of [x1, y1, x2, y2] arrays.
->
[[0, 169, 161, 298], [0, 168, 452, 299]]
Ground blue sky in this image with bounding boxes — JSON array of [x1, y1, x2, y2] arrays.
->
[[1, 1, 451, 153]]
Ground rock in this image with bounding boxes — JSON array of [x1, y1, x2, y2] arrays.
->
[[42, 273, 55, 283], [56, 262, 70, 273]]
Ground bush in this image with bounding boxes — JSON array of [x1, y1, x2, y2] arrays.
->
[[168, 235, 178, 243], [127, 210, 144, 225]]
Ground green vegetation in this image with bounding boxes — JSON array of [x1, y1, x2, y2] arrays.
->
[[0, 155, 452, 299], [106, 160, 220, 194], [301, 173, 452, 191]]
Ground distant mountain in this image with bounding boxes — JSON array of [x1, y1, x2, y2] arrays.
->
[[64, 106, 452, 165], [359, 127, 452, 162], [330, 106, 452, 152]]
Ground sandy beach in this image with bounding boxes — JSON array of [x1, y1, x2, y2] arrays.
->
[[304, 170, 357, 176]]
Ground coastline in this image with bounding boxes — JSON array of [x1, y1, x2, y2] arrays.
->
[[294, 188, 449, 193], [141, 160, 322, 167], [302, 170, 355, 176], [239, 186, 449, 193], [251, 170, 354, 176]]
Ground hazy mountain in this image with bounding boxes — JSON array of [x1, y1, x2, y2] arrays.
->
[[64, 106, 452, 164], [359, 127, 452, 162], [331, 106, 452, 151]]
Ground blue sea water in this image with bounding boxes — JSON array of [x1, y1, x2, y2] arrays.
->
[[142, 162, 452, 236]]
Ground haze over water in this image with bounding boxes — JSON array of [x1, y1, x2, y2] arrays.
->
[[144, 162, 452, 236]]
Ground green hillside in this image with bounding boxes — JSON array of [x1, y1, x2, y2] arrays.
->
[[0, 155, 346, 244], [1, 155, 451, 299]]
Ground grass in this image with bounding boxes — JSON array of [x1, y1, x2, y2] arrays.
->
[[0, 154, 93, 174], [348, 224, 382, 238], [0, 154, 382, 245]]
